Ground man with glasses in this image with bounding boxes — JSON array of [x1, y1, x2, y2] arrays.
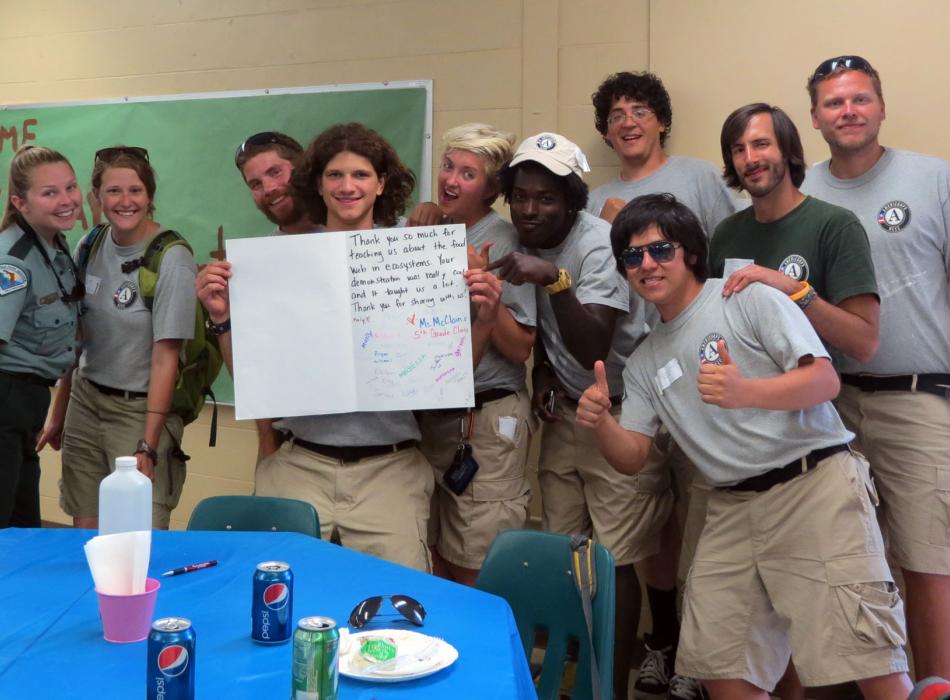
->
[[577, 192, 911, 700], [801, 55, 950, 681], [197, 132, 313, 460], [589, 71, 737, 700]]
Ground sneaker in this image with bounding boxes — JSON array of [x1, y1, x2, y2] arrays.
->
[[668, 674, 708, 700], [633, 636, 673, 699]]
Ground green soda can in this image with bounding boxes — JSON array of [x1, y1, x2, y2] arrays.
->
[[291, 616, 340, 700]]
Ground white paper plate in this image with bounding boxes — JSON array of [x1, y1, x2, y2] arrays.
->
[[339, 629, 458, 683]]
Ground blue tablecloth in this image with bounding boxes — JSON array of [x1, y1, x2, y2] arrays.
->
[[0, 528, 536, 699]]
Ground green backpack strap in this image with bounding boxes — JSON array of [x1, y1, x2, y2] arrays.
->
[[75, 224, 110, 278], [137, 229, 191, 311]]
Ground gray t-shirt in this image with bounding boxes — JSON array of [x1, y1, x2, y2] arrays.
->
[[586, 156, 740, 236], [469, 211, 536, 392], [619, 279, 853, 486], [801, 149, 950, 375], [533, 211, 629, 399], [269, 223, 421, 445], [78, 228, 196, 392], [587, 156, 741, 394]]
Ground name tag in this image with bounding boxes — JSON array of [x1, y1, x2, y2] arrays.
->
[[85, 274, 101, 295], [723, 258, 754, 276], [653, 358, 683, 395]]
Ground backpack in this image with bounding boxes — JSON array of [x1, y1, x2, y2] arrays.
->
[[77, 224, 223, 447]]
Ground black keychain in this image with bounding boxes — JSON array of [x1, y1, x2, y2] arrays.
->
[[443, 412, 479, 495]]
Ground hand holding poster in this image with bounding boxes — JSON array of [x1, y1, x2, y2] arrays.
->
[[227, 225, 474, 420]]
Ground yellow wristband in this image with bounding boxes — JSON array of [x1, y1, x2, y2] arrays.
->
[[788, 281, 811, 302]]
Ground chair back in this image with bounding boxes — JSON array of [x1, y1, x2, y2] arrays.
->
[[475, 529, 615, 700], [186, 495, 320, 538]]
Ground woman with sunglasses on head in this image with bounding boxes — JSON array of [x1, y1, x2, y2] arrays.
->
[[0, 145, 83, 528], [250, 122, 499, 572], [40, 146, 197, 530], [407, 124, 536, 585]]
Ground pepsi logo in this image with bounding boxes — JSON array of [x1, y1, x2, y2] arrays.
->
[[263, 583, 289, 610], [157, 644, 189, 677]]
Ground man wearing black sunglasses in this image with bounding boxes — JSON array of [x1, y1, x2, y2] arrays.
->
[[578, 193, 911, 700], [802, 56, 950, 682]]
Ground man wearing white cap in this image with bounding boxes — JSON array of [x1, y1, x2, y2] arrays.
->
[[490, 132, 669, 699]]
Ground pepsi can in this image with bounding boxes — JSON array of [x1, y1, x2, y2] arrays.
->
[[252, 560, 294, 644], [147, 617, 196, 700]]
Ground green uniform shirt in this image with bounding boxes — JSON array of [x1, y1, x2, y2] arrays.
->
[[0, 223, 79, 380], [709, 196, 879, 305]]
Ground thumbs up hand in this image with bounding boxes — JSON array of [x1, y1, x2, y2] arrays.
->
[[697, 339, 748, 408], [577, 360, 613, 429]]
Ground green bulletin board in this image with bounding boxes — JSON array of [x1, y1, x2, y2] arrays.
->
[[0, 81, 433, 403]]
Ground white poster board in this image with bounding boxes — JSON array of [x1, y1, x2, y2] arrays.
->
[[227, 225, 474, 420]]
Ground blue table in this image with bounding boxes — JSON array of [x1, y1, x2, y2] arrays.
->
[[0, 529, 536, 699]]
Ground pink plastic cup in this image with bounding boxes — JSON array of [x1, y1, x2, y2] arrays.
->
[[96, 577, 161, 643]]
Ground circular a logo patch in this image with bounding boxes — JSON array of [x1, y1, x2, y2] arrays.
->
[[877, 200, 910, 232], [699, 332, 725, 365], [113, 281, 137, 308], [778, 254, 809, 281], [536, 134, 557, 151]]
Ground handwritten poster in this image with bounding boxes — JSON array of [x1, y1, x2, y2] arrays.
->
[[227, 225, 474, 420]]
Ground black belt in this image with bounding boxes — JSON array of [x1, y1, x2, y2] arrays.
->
[[723, 443, 850, 493], [841, 373, 950, 399], [87, 378, 148, 400], [0, 369, 56, 387], [291, 437, 417, 462], [427, 388, 517, 415]]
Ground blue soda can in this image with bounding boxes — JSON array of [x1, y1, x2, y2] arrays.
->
[[146, 617, 196, 700], [252, 560, 294, 644]]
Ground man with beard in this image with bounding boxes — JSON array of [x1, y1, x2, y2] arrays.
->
[[197, 131, 315, 460], [801, 56, 950, 682], [709, 104, 879, 365]]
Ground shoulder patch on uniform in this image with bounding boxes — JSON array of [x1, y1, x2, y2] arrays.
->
[[0, 263, 28, 295]]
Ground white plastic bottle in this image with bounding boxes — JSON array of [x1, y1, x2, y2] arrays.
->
[[98, 456, 152, 535]]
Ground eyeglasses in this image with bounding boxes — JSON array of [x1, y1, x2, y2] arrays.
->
[[810, 55, 874, 83], [620, 240, 682, 269], [607, 107, 654, 128], [234, 131, 302, 168], [348, 594, 426, 629], [94, 146, 149, 164]]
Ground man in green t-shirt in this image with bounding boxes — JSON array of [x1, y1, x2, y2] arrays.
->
[[709, 103, 879, 364]]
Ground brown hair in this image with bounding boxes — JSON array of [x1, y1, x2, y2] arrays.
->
[[719, 103, 806, 190], [2, 145, 75, 230], [91, 146, 157, 216], [292, 123, 415, 228]]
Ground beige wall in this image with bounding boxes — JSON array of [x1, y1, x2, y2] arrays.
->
[[17, 0, 945, 527]]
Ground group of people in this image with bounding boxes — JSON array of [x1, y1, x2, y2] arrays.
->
[[0, 53, 947, 700]]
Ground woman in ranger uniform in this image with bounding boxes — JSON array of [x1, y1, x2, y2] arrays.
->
[[0, 145, 83, 528]]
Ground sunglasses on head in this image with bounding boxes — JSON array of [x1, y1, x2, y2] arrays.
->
[[234, 132, 300, 167], [94, 146, 149, 164], [810, 55, 874, 83], [348, 594, 426, 629], [620, 240, 682, 269]]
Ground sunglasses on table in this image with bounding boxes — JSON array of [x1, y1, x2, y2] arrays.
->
[[809, 55, 875, 83], [348, 594, 426, 629], [94, 146, 150, 164], [619, 240, 682, 269], [234, 131, 301, 167]]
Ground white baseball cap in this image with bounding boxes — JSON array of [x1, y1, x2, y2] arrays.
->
[[510, 132, 591, 178]]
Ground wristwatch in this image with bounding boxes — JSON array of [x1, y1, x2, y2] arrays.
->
[[135, 438, 158, 462], [205, 316, 231, 336], [544, 268, 572, 295]]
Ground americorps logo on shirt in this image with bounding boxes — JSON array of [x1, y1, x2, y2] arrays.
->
[[778, 254, 809, 281], [699, 332, 725, 365], [878, 200, 910, 232]]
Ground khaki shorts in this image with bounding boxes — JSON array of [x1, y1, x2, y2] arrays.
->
[[837, 384, 950, 574], [677, 452, 908, 690], [255, 440, 434, 572], [60, 374, 187, 528], [419, 391, 532, 569], [538, 398, 673, 566]]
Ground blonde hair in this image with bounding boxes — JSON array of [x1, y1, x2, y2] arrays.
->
[[2, 145, 74, 230], [441, 123, 516, 179]]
